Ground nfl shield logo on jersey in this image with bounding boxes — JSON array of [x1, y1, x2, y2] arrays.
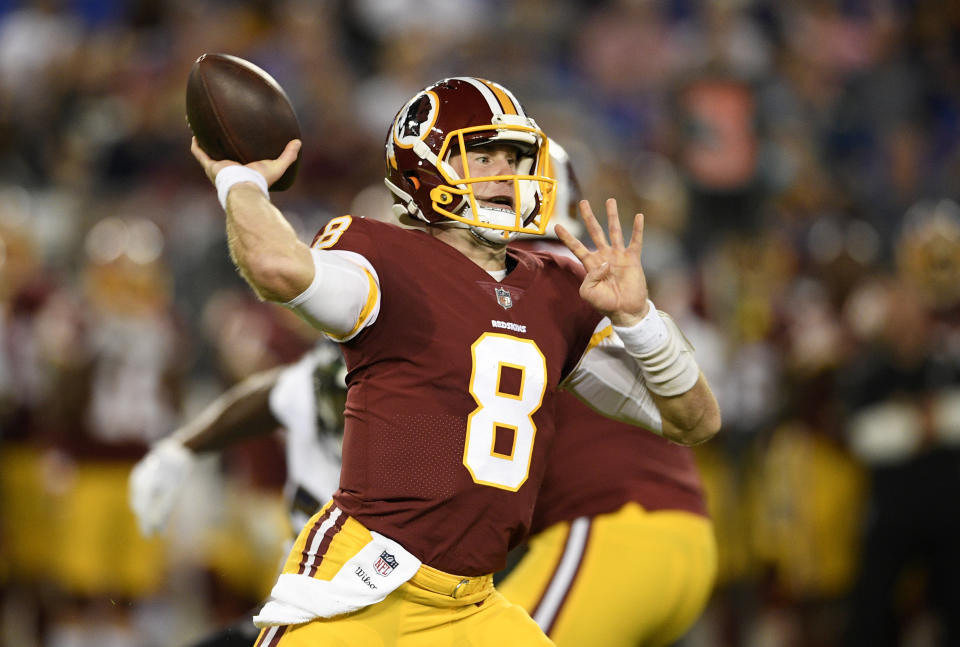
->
[[374, 551, 399, 576], [495, 287, 513, 310]]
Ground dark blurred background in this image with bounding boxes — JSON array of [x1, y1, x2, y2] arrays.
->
[[1, 1, 959, 646]]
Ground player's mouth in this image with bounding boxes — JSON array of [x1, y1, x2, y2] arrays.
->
[[479, 195, 515, 211]]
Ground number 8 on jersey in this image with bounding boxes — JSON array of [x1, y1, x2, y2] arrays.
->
[[464, 333, 547, 491]]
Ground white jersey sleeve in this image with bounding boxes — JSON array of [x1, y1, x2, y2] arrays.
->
[[561, 319, 664, 434], [284, 248, 381, 342]]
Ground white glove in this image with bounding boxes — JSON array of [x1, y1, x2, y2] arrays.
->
[[128, 438, 195, 536]]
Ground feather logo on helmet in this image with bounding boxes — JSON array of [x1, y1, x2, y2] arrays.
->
[[393, 91, 438, 148]]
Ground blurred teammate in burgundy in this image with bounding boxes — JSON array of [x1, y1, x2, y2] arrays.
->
[[500, 142, 717, 646]]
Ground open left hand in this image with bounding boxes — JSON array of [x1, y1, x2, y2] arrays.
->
[[555, 198, 649, 326]]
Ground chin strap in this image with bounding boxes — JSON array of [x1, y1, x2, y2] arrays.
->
[[422, 219, 512, 247], [469, 226, 514, 247]]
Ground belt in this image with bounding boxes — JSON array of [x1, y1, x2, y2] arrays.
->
[[410, 563, 493, 599]]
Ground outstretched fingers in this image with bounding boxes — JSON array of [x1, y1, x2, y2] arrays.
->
[[556, 223, 592, 265], [605, 198, 625, 249], [578, 200, 609, 251], [627, 212, 645, 257]]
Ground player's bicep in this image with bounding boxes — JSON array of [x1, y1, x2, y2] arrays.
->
[[284, 247, 381, 340], [561, 320, 663, 433]]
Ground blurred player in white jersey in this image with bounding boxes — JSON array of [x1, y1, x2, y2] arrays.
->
[[129, 340, 346, 646]]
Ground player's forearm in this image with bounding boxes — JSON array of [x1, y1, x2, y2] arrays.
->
[[225, 184, 314, 302], [564, 303, 722, 443], [612, 308, 721, 445], [653, 374, 721, 446], [171, 368, 282, 453]]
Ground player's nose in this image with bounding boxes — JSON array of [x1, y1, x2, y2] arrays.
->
[[491, 155, 517, 178]]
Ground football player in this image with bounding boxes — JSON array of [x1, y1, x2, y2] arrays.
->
[[501, 142, 718, 646], [191, 76, 721, 646], [128, 340, 347, 647]]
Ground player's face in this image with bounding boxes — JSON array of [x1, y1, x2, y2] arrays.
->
[[449, 144, 520, 211]]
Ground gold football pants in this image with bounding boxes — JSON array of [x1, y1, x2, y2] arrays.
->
[[255, 501, 552, 647], [498, 502, 717, 647]]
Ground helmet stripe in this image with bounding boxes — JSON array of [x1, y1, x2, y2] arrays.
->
[[457, 77, 502, 115], [489, 80, 526, 117], [478, 79, 520, 116]]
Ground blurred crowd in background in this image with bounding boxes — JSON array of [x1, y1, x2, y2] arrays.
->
[[1, 0, 959, 646]]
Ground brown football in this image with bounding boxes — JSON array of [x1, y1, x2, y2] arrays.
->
[[186, 53, 301, 191]]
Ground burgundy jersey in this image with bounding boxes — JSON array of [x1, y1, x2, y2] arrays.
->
[[530, 389, 708, 535], [317, 217, 601, 575]]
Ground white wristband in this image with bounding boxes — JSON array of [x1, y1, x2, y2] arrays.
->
[[612, 300, 668, 356], [215, 166, 270, 210], [614, 303, 700, 397]]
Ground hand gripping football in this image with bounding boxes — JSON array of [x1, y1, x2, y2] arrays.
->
[[186, 53, 301, 191]]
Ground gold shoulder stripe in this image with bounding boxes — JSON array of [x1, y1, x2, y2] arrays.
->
[[584, 325, 613, 354], [328, 268, 379, 341], [479, 79, 518, 115]]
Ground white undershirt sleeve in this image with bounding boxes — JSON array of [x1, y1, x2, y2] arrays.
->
[[283, 248, 381, 342], [561, 319, 664, 434]]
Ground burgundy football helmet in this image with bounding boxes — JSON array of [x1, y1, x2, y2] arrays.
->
[[384, 77, 556, 244]]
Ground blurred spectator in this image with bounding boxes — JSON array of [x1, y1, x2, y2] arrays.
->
[[840, 205, 960, 647]]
